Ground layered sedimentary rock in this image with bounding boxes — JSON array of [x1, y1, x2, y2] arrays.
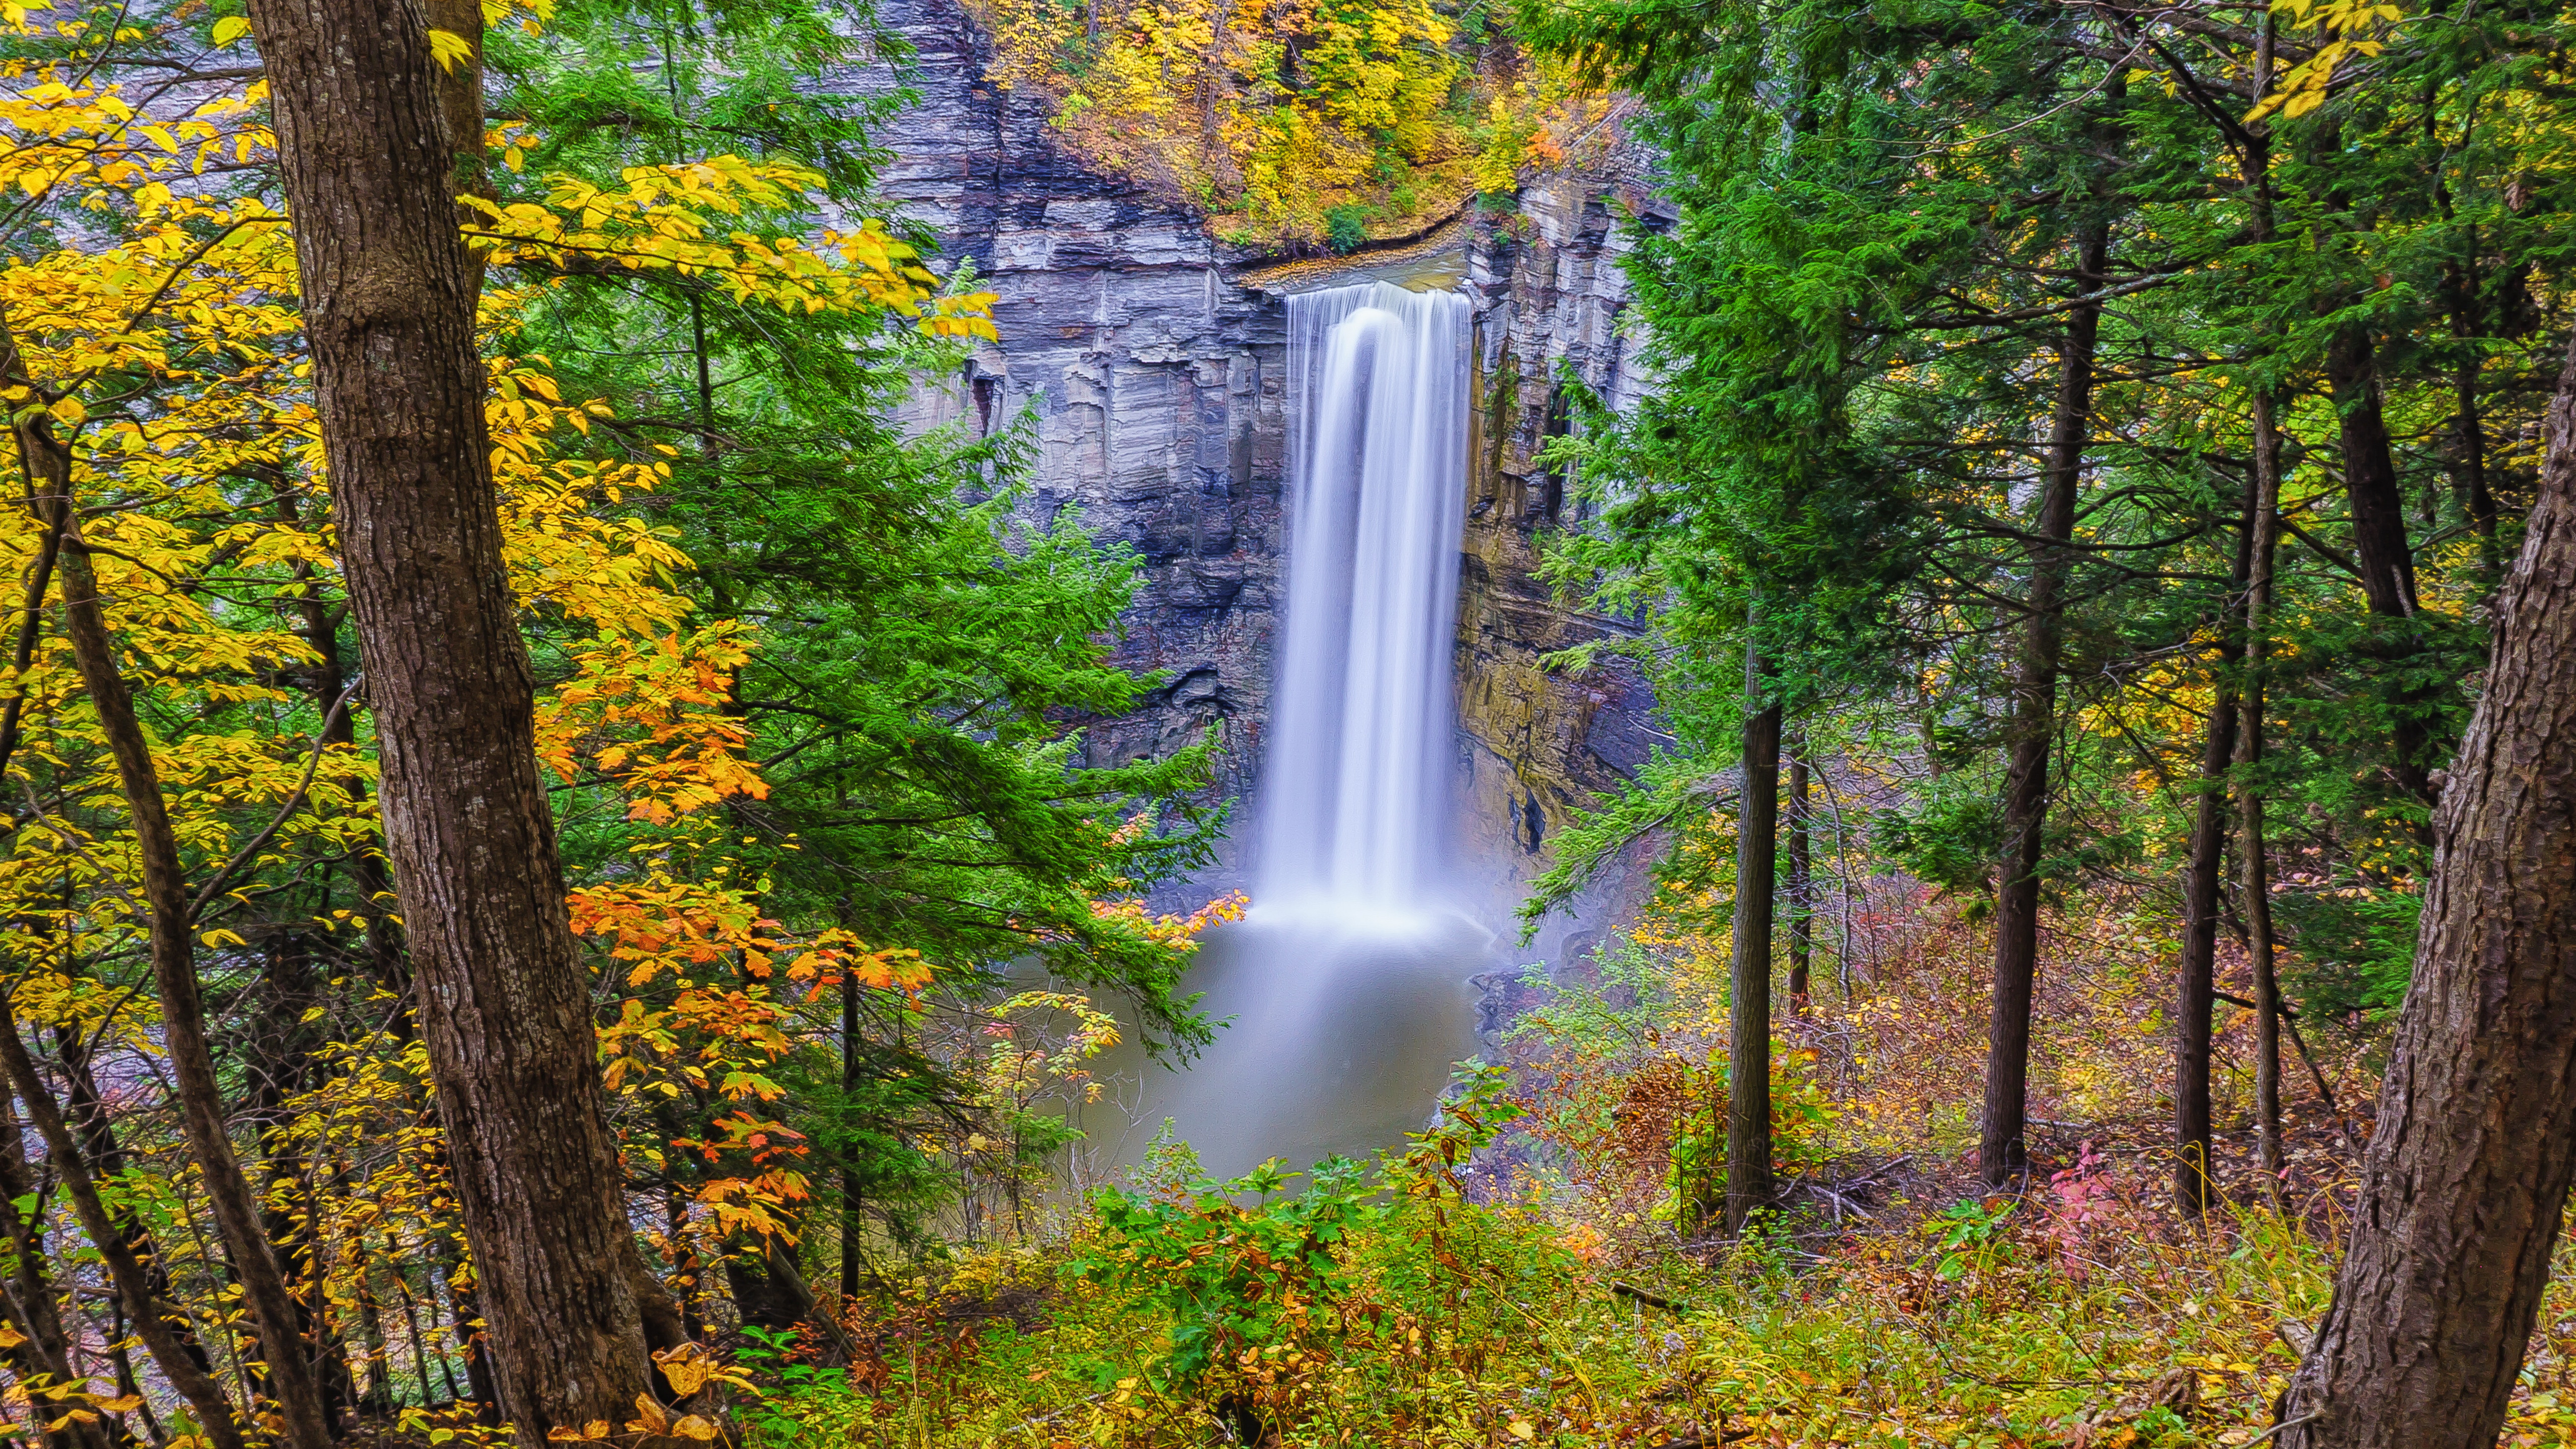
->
[[833, 1, 1667, 949], [1455, 165, 1670, 948]]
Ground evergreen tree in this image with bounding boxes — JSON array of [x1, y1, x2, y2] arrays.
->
[[486, 0, 1225, 1265]]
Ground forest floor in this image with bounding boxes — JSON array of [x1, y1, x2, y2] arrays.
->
[[748, 900, 2576, 1448], [753, 1111, 2576, 1448]]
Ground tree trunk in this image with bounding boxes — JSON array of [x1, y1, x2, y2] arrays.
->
[[280, 489, 415, 1023], [11, 406, 335, 1449], [2323, 324, 2438, 807], [2443, 255, 2499, 569], [434, 1230, 499, 1423], [0, 1091, 118, 1449], [2326, 326, 2419, 621], [2178, 437, 2258, 1213], [1724, 641, 1781, 1236], [49, 1022, 222, 1388], [1787, 746, 1812, 1014], [0, 995, 248, 1449], [349, 1238, 395, 1417], [2175, 682, 2240, 1213], [243, 0, 664, 1437], [841, 961, 862, 1304], [2237, 389, 2287, 1184], [2276, 329, 2576, 1449], [1979, 220, 2108, 1186]]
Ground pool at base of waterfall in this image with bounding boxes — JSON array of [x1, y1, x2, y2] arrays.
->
[[1064, 907, 1494, 1181]]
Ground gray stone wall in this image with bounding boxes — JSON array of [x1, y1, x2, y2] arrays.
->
[[829, 4, 1668, 949]]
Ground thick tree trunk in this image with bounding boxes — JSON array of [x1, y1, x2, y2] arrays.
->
[[2277, 331, 2576, 1449], [1724, 645, 1781, 1236], [1979, 222, 2108, 1186], [243, 0, 664, 1437]]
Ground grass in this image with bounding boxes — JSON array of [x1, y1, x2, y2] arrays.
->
[[739, 896, 2576, 1447]]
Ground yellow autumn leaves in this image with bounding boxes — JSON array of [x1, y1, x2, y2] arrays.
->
[[0, 19, 989, 1414], [970, 0, 1573, 248]]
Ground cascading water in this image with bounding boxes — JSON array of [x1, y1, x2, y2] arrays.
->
[[1088, 280, 1486, 1178], [1262, 283, 1471, 910]]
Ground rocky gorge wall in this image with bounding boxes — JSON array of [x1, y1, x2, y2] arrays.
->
[[827, 4, 1669, 956]]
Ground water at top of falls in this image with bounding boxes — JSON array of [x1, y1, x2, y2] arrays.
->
[[1260, 281, 1471, 917]]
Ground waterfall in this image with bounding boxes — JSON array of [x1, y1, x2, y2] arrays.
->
[[1261, 282, 1470, 910]]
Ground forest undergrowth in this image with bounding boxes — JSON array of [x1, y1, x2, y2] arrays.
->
[[738, 888, 2576, 1449]]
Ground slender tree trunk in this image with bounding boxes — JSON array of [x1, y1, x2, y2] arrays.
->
[[105, 1304, 165, 1449], [280, 490, 414, 1024], [2237, 395, 2287, 1182], [2179, 439, 2259, 1213], [0, 996, 247, 1449], [1787, 745, 1812, 1014], [840, 961, 862, 1303], [9, 404, 335, 1449], [243, 1, 670, 1435], [2443, 257, 2499, 569], [433, 1231, 498, 1423], [2326, 326, 2419, 621], [2276, 328, 2576, 1449], [419, 0, 491, 250], [0, 1093, 118, 1449], [250, 937, 346, 1420], [378, 1242, 440, 1408], [49, 1024, 221, 1386], [1980, 220, 2109, 1186], [2323, 325, 2439, 808], [1725, 640, 1781, 1236], [2175, 681, 2240, 1213], [349, 1237, 395, 1417]]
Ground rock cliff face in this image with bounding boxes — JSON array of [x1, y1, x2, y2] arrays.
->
[[830, 3, 1667, 950], [1455, 166, 1670, 950]]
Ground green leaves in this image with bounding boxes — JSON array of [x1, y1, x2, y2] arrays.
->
[[1066, 1146, 1377, 1389]]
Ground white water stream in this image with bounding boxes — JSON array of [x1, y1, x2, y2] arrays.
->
[[1261, 283, 1472, 909], [1084, 282, 1488, 1178]]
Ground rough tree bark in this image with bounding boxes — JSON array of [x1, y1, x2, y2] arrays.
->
[[1725, 639, 1781, 1236], [241, 0, 666, 1436], [1979, 219, 2109, 1186], [2276, 330, 2576, 1448]]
